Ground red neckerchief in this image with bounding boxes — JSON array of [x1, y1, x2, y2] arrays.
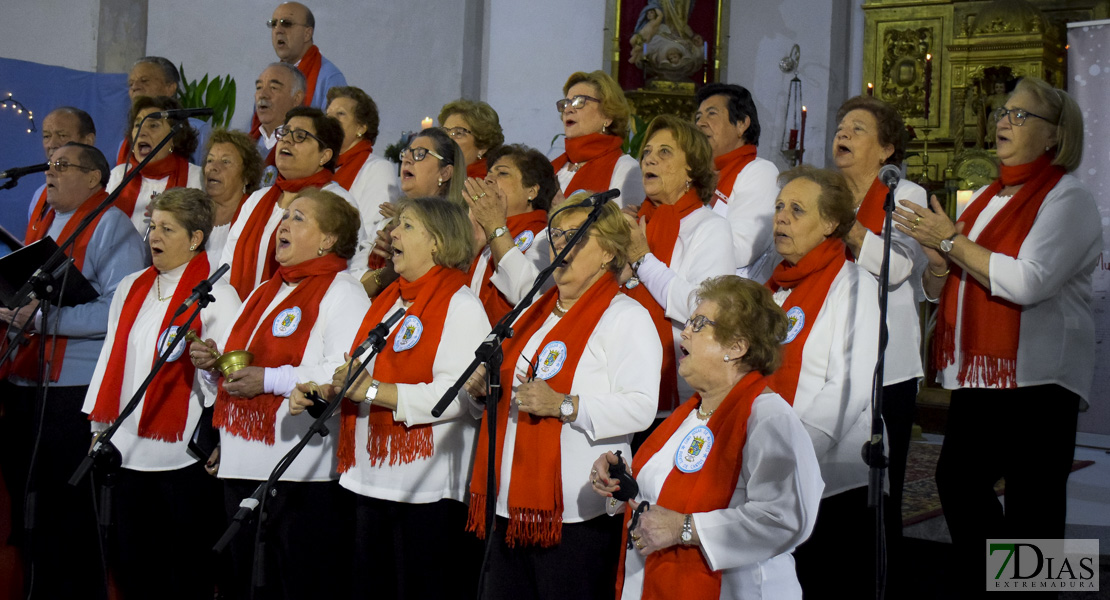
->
[[227, 169, 333, 300], [333, 139, 373, 190], [212, 253, 346, 444], [934, 153, 1064, 387], [88, 252, 211, 441], [764, 237, 848, 403], [550, 133, 624, 196], [466, 209, 549, 323], [616, 371, 769, 600], [468, 275, 620, 548], [114, 153, 192, 219], [467, 159, 488, 179], [249, 45, 322, 141], [711, 144, 758, 208], [337, 265, 470, 470]]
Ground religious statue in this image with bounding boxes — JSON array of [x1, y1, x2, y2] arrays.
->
[[628, 0, 705, 83]]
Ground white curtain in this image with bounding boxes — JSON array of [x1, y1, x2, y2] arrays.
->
[[1068, 21, 1110, 436]]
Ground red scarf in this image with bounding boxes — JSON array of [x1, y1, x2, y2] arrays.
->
[[116, 139, 131, 167], [87, 253, 211, 441], [624, 190, 704, 412], [550, 133, 624, 196], [333, 139, 373, 190], [467, 158, 488, 180], [227, 169, 333, 300], [114, 154, 192, 219], [615, 371, 768, 600], [854, 176, 889, 235], [212, 253, 346, 444], [250, 45, 323, 141], [466, 209, 549, 323], [934, 153, 1064, 388], [337, 265, 469, 470], [9, 190, 111, 381], [26, 186, 51, 242], [468, 275, 620, 547], [711, 144, 758, 207], [764, 237, 847, 403]]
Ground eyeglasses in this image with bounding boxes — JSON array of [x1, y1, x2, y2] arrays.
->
[[684, 315, 718, 333], [993, 106, 1051, 127], [275, 125, 324, 145], [548, 227, 583, 245], [556, 95, 601, 113], [399, 146, 447, 163], [445, 126, 471, 139], [266, 18, 307, 29], [47, 160, 96, 173]]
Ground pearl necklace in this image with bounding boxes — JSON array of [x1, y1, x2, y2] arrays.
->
[[553, 298, 568, 317], [696, 403, 715, 420], [155, 275, 171, 302]]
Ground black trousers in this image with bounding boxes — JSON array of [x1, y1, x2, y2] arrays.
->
[[881, 378, 918, 588], [0, 381, 107, 599], [351, 495, 480, 600], [793, 486, 877, 600], [222, 478, 353, 600], [106, 462, 224, 600], [936, 385, 1079, 599], [482, 514, 624, 600]]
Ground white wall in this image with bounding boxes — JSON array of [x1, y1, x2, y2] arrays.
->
[[0, 0, 100, 72]]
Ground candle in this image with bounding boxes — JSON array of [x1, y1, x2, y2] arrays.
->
[[800, 106, 807, 153], [788, 129, 798, 150], [923, 54, 932, 120], [867, 82, 874, 97], [421, 116, 433, 129], [956, 189, 973, 218]]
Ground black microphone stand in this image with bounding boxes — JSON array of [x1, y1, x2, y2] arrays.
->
[[0, 167, 41, 191], [862, 178, 897, 600], [428, 189, 617, 596]]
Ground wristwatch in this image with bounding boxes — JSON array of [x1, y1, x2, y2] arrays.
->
[[365, 379, 381, 402], [487, 226, 510, 244], [939, 233, 958, 253], [559, 394, 575, 421], [629, 255, 646, 273], [681, 514, 693, 544]]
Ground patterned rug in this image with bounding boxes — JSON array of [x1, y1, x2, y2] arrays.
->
[[901, 441, 1096, 526]]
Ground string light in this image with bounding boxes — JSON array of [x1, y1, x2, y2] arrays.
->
[[1, 92, 37, 133]]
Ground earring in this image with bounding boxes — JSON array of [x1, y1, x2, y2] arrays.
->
[[685, 180, 692, 191], [723, 355, 730, 362], [477, 150, 484, 160], [437, 177, 444, 186], [189, 244, 196, 251], [317, 248, 325, 256]]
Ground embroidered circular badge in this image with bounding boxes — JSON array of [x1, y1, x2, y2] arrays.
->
[[393, 315, 424, 352], [783, 306, 805, 343], [514, 230, 535, 253], [260, 165, 278, 188], [157, 326, 186, 362], [272, 307, 302, 338], [534, 341, 567, 380], [674, 425, 715, 473]]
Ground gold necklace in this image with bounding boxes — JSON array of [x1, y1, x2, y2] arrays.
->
[[155, 275, 171, 302]]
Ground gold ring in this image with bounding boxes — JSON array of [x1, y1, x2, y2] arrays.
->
[[478, 192, 488, 198], [630, 533, 640, 541], [471, 195, 480, 202], [635, 540, 645, 549], [912, 224, 917, 231], [915, 216, 922, 224]]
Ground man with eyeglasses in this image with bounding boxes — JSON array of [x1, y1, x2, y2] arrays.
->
[[252, 3, 345, 123], [0, 142, 145, 599]]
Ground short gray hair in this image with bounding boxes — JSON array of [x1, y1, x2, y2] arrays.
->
[[265, 62, 306, 96], [132, 56, 180, 87]]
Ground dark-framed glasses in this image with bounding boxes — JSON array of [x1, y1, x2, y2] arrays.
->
[[684, 314, 718, 333], [47, 160, 96, 173], [266, 18, 306, 29], [993, 106, 1050, 127], [399, 146, 446, 163], [548, 227, 583, 245], [445, 126, 471, 139], [556, 95, 601, 113], [275, 125, 324, 145]]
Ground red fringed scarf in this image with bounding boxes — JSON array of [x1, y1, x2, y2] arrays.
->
[[711, 144, 758, 208], [764, 237, 847, 403], [250, 45, 322, 141], [212, 253, 346, 444], [624, 190, 704, 412], [550, 133, 624, 196], [227, 169, 333, 300], [7, 190, 111, 382], [467, 159, 488, 180], [113, 153, 192, 219], [466, 209, 549, 323], [934, 153, 1064, 388], [615, 371, 768, 600], [337, 265, 469, 470], [468, 275, 620, 548], [333, 139, 373, 190], [87, 253, 211, 441]]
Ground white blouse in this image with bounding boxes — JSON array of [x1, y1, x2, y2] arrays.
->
[[82, 263, 242, 471], [470, 226, 553, 311], [338, 286, 491, 504], [618, 394, 823, 600], [772, 261, 880, 497], [107, 162, 204, 235], [557, 153, 645, 210], [710, 156, 780, 284], [933, 174, 1101, 403], [211, 273, 370, 482], [340, 152, 401, 237]]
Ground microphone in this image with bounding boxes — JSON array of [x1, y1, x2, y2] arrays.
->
[[578, 188, 620, 207], [180, 263, 230, 311], [878, 164, 902, 188], [352, 308, 406, 358], [0, 163, 49, 180], [154, 107, 215, 120]]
